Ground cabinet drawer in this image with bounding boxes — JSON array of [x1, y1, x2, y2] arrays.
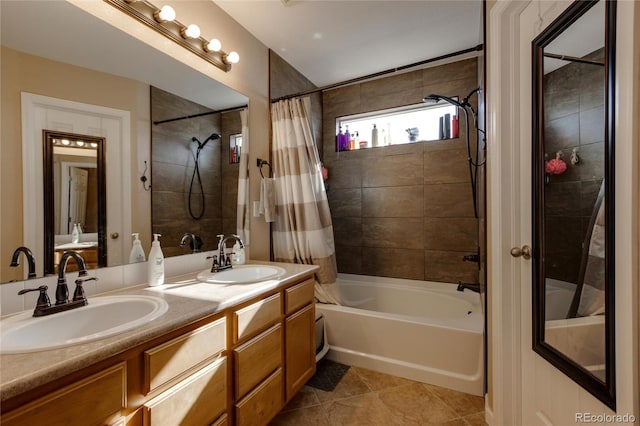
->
[[2, 362, 126, 426], [144, 317, 226, 393], [235, 368, 283, 426], [143, 357, 227, 426], [285, 278, 315, 315], [234, 323, 282, 399], [233, 293, 281, 343]]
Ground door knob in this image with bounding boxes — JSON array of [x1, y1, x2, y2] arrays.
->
[[510, 245, 531, 259]]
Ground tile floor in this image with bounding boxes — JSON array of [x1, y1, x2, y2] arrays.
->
[[270, 366, 487, 426]]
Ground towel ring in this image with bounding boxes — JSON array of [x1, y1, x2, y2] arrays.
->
[[257, 158, 272, 178]]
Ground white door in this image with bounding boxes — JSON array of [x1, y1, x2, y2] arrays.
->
[[489, 1, 637, 425], [21, 93, 132, 274]]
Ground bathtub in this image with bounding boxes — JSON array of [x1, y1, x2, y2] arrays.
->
[[316, 273, 484, 396]]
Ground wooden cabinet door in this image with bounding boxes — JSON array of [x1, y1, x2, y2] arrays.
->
[[284, 303, 316, 401]]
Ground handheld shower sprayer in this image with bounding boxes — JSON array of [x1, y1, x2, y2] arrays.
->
[[188, 132, 220, 220], [422, 87, 483, 219]]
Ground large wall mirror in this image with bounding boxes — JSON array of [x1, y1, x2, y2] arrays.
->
[[0, 1, 248, 282], [532, 0, 616, 409]]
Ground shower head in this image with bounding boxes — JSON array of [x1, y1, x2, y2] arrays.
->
[[422, 95, 441, 104], [192, 133, 221, 149], [422, 94, 464, 108]]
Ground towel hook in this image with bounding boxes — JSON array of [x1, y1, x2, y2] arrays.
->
[[257, 158, 272, 178]]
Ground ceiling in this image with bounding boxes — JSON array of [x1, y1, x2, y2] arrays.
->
[[215, 0, 484, 87], [1, 1, 483, 106]]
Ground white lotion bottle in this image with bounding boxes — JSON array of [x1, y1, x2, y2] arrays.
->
[[147, 233, 164, 286], [129, 233, 146, 263]]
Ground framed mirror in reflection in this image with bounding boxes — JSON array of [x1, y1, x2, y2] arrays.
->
[[532, 0, 615, 409], [43, 131, 106, 275]]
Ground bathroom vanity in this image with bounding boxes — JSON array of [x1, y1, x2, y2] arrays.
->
[[0, 262, 318, 426]]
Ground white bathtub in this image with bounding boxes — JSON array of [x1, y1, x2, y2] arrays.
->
[[316, 273, 484, 396]]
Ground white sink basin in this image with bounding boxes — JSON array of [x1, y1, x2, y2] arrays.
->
[[197, 265, 285, 284], [0, 295, 168, 354]]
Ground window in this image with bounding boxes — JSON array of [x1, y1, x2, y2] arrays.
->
[[335, 101, 458, 151], [230, 133, 242, 164]]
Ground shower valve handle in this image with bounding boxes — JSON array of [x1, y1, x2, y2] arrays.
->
[[510, 245, 531, 260]]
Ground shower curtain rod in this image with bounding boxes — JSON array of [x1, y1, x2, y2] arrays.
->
[[271, 44, 484, 103], [153, 104, 248, 125], [543, 52, 604, 66]]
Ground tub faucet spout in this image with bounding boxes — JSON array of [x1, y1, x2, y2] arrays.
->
[[180, 233, 202, 253], [457, 281, 481, 293]]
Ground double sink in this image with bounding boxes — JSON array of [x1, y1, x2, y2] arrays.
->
[[0, 264, 285, 354]]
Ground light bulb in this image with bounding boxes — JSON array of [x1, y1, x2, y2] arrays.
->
[[181, 24, 200, 39], [75, 141, 85, 147], [205, 38, 222, 52], [90, 142, 98, 148], [225, 51, 240, 64], [154, 5, 176, 23], [61, 139, 71, 146]]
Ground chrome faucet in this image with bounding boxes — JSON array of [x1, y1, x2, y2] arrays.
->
[[208, 234, 244, 272], [180, 233, 203, 253], [10, 246, 36, 279], [18, 251, 97, 317]]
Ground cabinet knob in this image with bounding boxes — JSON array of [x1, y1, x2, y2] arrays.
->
[[510, 245, 531, 260], [110, 232, 119, 239]]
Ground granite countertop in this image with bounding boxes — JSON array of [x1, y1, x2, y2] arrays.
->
[[0, 261, 318, 402]]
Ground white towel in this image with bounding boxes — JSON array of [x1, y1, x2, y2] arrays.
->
[[259, 177, 276, 222]]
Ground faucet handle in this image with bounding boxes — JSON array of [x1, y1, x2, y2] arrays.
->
[[207, 255, 219, 273], [73, 277, 97, 302], [18, 285, 51, 310]]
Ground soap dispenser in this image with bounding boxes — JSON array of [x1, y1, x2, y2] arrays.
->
[[147, 234, 164, 286], [71, 223, 80, 244], [129, 233, 146, 263], [232, 242, 245, 265]]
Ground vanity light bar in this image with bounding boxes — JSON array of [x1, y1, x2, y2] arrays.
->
[[103, 0, 238, 72], [52, 139, 99, 150]]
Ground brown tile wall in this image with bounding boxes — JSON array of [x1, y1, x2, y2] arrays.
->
[[543, 49, 605, 283], [151, 87, 240, 257], [323, 58, 480, 283]]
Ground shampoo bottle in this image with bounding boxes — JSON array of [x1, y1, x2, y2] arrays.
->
[[147, 234, 164, 286], [372, 124, 378, 147], [344, 126, 351, 151], [129, 233, 146, 263]]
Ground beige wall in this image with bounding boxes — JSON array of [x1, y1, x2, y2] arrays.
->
[[0, 46, 147, 281]]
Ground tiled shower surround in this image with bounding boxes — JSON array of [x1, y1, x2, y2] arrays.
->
[[151, 87, 240, 257], [322, 58, 480, 283], [543, 49, 605, 284]]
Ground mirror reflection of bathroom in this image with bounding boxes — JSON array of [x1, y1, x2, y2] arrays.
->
[[541, 0, 607, 380], [44, 131, 106, 274]]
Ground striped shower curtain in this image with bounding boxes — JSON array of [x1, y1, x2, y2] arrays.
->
[[271, 98, 338, 290], [236, 109, 250, 245]]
